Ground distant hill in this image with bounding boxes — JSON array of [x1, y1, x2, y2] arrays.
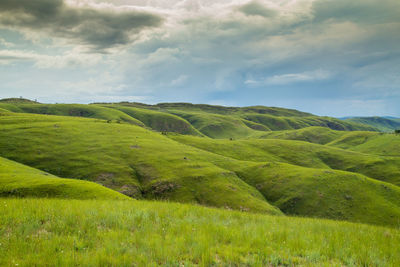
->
[[342, 116, 400, 132], [0, 99, 377, 138], [2, 111, 400, 226], [0, 97, 40, 104]]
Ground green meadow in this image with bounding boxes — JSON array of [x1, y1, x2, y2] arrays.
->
[[1, 199, 399, 266], [1, 99, 400, 265]]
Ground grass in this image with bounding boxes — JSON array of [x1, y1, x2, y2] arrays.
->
[[0, 112, 282, 215], [2, 111, 400, 226], [328, 131, 400, 157], [170, 134, 400, 186], [241, 114, 376, 132], [0, 103, 145, 126], [100, 104, 203, 136], [344, 117, 400, 132], [0, 101, 378, 140], [0, 156, 129, 200], [1, 198, 399, 266], [257, 126, 346, 144]]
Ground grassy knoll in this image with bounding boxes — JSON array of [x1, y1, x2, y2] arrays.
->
[[256, 126, 346, 144], [156, 102, 313, 116], [328, 131, 400, 157], [0, 100, 377, 137], [0, 157, 129, 200], [2, 112, 400, 225], [0, 112, 281, 215], [344, 116, 400, 132], [170, 134, 400, 186], [167, 109, 264, 139], [234, 162, 400, 227], [0, 103, 145, 126], [1, 198, 399, 266], [100, 104, 203, 136], [241, 114, 376, 132]]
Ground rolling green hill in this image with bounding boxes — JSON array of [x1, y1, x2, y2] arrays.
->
[[1, 110, 400, 226], [0, 156, 129, 200], [0, 112, 282, 215], [256, 126, 346, 144], [169, 134, 400, 186], [0, 100, 378, 139], [100, 104, 203, 136], [343, 116, 400, 132], [0, 103, 145, 126], [1, 198, 399, 266]]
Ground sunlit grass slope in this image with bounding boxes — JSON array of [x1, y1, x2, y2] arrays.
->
[[328, 131, 400, 157], [344, 116, 400, 132], [2, 112, 400, 225], [0, 112, 281, 215], [0, 157, 129, 200], [168, 109, 264, 139], [0, 103, 145, 126], [234, 162, 400, 227], [257, 126, 346, 144], [100, 104, 203, 136], [156, 102, 314, 116], [170, 134, 400, 186], [241, 114, 376, 132], [0, 100, 378, 137], [1, 198, 399, 266]]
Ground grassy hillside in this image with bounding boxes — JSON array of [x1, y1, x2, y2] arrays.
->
[[1, 198, 399, 266], [0, 97, 39, 104], [168, 110, 264, 139], [101, 104, 203, 136], [156, 102, 313, 116], [256, 126, 345, 144], [170, 134, 400, 186], [344, 116, 400, 132], [0, 112, 281, 215], [2, 111, 400, 226], [0, 157, 129, 200], [0, 103, 145, 126], [327, 131, 400, 157], [0, 99, 378, 137], [241, 114, 376, 132]]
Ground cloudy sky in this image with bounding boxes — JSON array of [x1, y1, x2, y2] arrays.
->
[[0, 0, 399, 116]]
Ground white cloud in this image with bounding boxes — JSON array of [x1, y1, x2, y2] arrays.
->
[[246, 70, 332, 86]]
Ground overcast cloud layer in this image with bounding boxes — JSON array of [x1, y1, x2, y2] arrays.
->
[[0, 0, 399, 116]]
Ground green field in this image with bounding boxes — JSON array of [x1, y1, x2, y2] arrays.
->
[[1, 198, 399, 266], [1, 99, 400, 265]]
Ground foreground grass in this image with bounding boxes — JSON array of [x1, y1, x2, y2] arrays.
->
[[1, 198, 399, 266]]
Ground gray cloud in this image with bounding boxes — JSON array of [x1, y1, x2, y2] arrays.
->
[[312, 0, 400, 24], [238, 1, 277, 18], [1, 0, 400, 116], [0, 0, 163, 51]]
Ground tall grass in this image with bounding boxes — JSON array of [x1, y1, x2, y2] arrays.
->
[[1, 198, 399, 266]]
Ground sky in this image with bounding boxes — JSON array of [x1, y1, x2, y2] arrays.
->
[[0, 0, 399, 117]]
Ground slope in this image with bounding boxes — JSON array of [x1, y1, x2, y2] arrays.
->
[[100, 104, 203, 136], [327, 131, 400, 157], [344, 116, 400, 132], [0, 112, 281, 215], [170, 134, 400, 186], [2, 112, 400, 226], [0, 103, 145, 126], [167, 109, 265, 139], [0, 156, 129, 200]]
